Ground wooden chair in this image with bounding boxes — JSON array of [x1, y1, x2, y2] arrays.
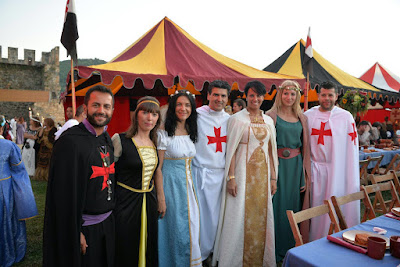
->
[[330, 191, 375, 230], [359, 159, 370, 186], [287, 200, 341, 247], [363, 178, 400, 214], [370, 171, 400, 198], [380, 154, 400, 175], [368, 155, 384, 175]]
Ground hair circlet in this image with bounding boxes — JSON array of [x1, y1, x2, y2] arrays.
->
[[170, 90, 196, 99], [31, 118, 41, 123], [278, 86, 301, 92], [137, 100, 160, 108]]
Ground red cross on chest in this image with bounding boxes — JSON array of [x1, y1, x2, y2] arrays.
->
[[348, 123, 357, 145], [311, 121, 332, 145], [90, 152, 115, 190], [207, 127, 226, 153]]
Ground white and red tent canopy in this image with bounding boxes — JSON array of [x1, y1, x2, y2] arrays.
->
[[360, 62, 400, 93]]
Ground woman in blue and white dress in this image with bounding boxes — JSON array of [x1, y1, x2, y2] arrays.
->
[[156, 90, 201, 267]]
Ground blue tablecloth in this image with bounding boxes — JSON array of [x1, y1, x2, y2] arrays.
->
[[283, 216, 400, 266], [359, 148, 400, 169]]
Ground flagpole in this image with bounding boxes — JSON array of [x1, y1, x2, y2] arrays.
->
[[304, 72, 309, 111], [70, 59, 76, 116]]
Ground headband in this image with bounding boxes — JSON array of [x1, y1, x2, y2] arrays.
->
[[171, 90, 196, 99], [31, 118, 41, 123], [137, 100, 160, 108], [278, 85, 301, 92]]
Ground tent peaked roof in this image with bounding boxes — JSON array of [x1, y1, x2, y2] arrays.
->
[[360, 63, 400, 93], [70, 17, 300, 96], [263, 39, 400, 102]]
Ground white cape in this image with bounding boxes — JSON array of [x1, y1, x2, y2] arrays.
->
[[304, 106, 360, 240]]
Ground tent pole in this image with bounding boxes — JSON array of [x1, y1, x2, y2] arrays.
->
[[304, 72, 309, 111], [70, 59, 76, 116]]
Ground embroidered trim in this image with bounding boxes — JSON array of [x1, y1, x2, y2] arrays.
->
[[11, 160, 22, 166], [0, 176, 11, 181]]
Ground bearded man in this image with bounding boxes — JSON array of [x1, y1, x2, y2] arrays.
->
[[304, 81, 360, 240], [43, 85, 116, 267]]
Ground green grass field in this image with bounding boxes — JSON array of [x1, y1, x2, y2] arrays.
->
[[15, 180, 47, 267]]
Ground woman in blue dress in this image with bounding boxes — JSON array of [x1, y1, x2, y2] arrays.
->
[[156, 90, 201, 267], [0, 121, 38, 267]]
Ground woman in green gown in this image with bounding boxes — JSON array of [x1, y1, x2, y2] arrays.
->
[[266, 80, 311, 262]]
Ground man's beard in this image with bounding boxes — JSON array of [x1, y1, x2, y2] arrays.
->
[[87, 112, 111, 128]]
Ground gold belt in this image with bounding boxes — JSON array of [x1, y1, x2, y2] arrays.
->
[[117, 181, 154, 193]]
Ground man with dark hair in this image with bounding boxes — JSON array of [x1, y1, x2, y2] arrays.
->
[[55, 105, 86, 140], [357, 120, 373, 146], [304, 81, 360, 241], [43, 85, 116, 266], [193, 80, 231, 263], [232, 98, 246, 114], [66, 106, 74, 120]]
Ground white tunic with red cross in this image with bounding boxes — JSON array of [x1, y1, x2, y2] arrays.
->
[[305, 106, 360, 241], [192, 105, 230, 260]]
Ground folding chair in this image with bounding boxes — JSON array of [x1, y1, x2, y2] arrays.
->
[[359, 159, 369, 186], [368, 155, 384, 175], [286, 200, 341, 247], [330, 191, 375, 230], [363, 178, 400, 214], [370, 171, 400, 204], [379, 154, 400, 175]]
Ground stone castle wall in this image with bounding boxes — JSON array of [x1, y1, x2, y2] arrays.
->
[[0, 46, 65, 125]]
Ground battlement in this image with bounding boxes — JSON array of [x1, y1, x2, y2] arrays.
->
[[0, 46, 59, 66]]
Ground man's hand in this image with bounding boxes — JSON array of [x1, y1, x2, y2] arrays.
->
[[271, 180, 277, 195], [80, 232, 88, 255], [227, 179, 237, 197]]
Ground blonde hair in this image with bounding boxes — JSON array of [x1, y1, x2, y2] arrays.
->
[[270, 80, 302, 117]]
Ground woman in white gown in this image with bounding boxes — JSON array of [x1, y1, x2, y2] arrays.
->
[[21, 117, 41, 176], [156, 90, 201, 267], [213, 81, 279, 267]]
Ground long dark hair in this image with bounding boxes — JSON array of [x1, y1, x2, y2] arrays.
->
[[165, 90, 198, 143], [126, 96, 161, 146]]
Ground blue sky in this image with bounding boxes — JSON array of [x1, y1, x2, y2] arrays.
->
[[1, 0, 399, 78]]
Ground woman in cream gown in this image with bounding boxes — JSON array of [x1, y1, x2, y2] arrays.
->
[[213, 81, 279, 267]]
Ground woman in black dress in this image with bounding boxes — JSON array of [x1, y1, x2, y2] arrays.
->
[[112, 96, 163, 267]]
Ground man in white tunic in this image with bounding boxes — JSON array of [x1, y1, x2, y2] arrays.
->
[[192, 80, 231, 263], [304, 81, 360, 240], [54, 105, 86, 140]]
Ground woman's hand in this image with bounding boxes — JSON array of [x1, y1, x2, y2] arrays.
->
[[271, 179, 277, 195], [158, 198, 166, 218], [227, 179, 237, 197]]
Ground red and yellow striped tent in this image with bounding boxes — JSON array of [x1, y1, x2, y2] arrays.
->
[[66, 17, 303, 135]]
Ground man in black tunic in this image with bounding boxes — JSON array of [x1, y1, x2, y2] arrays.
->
[[43, 85, 116, 267]]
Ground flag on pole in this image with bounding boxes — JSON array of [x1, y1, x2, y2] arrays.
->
[[303, 27, 313, 76], [61, 0, 79, 64]]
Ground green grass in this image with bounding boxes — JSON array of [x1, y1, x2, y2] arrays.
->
[[15, 180, 47, 267]]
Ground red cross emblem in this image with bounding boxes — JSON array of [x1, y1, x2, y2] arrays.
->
[[311, 122, 332, 145], [207, 127, 227, 153], [348, 123, 357, 145], [90, 152, 115, 190]]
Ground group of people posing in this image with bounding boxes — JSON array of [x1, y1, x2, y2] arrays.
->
[[42, 79, 360, 267]]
